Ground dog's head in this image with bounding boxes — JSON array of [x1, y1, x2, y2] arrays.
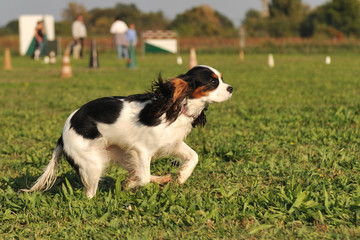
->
[[152, 65, 233, 127], [177, 65, 233, 103]]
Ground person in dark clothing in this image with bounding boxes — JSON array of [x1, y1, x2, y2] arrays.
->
[[34, 21, 45, 59]]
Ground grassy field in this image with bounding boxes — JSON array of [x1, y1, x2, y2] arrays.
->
[[1, 52, 360, 239]]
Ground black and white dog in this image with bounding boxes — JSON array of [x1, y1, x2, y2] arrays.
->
[[23, 65, 233, 198]]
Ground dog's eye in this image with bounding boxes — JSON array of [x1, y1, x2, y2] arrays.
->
[[209, 78, 218, 85]]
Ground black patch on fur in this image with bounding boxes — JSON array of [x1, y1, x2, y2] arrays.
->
[[125, 93, 162, 126], [57, 136, 64, 147], [63, 150, 79, 173], [70, 97, 123, 139], [138, 103, 161, 126], [125, 93, 153, 102], [192, 108, 207, 128], [57, 136, 79, 173], [112, 96, 126, 100]]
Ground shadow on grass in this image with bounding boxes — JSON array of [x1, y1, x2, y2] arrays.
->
[[3, 170, 117, 197]]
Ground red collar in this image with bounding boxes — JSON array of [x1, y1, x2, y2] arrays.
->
[[181, 106, 198, 120]]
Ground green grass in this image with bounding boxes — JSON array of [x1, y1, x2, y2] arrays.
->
[[1, 52, 360, 239]]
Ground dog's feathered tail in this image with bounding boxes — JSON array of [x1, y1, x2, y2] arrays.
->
[[21, 137, 63, 193]]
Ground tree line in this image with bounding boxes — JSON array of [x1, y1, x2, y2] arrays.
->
[[0, 2, 237, 38], [244, 0, 360, 38], [1, 1, 359, 39]]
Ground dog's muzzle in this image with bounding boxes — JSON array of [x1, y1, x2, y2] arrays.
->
[[227, 86, 233, 93]]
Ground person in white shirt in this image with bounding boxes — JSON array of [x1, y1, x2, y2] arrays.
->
[[110, 16, 129, 60], [71, 15, 87, 58]]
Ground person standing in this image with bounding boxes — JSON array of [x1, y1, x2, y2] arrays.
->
[[126, 23, 137, 68], [34, 21, 45, 59], [72, 15, 87, 58], [110, 16, 129, 60], [126, 23, 137, 46]]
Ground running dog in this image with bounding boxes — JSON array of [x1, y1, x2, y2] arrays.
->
[[23, 65, 233, 198]]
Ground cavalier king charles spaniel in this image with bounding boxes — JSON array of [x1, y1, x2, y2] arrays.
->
[[23, 65, 233, 198]]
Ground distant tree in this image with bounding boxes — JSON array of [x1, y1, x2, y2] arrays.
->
[[88, 8, 119, 35], [169, 5, 236, 37], [6, 20, 19, 34], [113, 4, 168, 32], [242, 9, 268, 37], [0, 20, 19, 36], [55, 22, 71, 36], [141, 11, 168, 30], [243, 0, 310, 37], [89, 8, 119, 25], [114, 3, 142, 23], [62, 2, 90, 23], [87, 3, 167, 35], [0, 20, 18, 36], [327, 0, 360, 35], [93, 16, 114, 35], [301, 0, 360, 37], [267, 0, 306, 37], [57, 3, 239, 38]]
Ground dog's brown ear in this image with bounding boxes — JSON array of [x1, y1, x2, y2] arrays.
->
[[172, 78, 189, 103]]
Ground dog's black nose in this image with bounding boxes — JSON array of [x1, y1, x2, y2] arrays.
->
[[227, 86, 233, 93]]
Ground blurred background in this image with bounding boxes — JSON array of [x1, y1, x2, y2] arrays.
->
[[1, 0, 359, 55]]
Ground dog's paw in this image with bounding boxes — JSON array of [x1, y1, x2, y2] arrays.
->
[[150, 174, 172, 185], [160, 174, 172, 185], [176, 175, 187, 185], [121, 180, 136, 192]]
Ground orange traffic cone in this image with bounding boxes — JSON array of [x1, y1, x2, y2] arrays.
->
[[3, 48, 12, 70], [189, 48, 198, 69], [61, 51, 72, 78]]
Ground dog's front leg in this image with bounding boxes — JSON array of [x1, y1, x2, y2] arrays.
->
[[173, 142, 199, 184]]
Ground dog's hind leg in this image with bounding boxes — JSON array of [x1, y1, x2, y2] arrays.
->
[[173, 142, 199, 184], [107, 146, 152, 189], [74, 151, 108, 199], [126, 150, 152, 189], [78, 166, 102, 199]]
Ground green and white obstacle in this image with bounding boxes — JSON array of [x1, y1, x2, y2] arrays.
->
[[142, 30, 178, 54]]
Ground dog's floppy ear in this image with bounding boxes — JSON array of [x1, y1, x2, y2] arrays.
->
[[171, 78, 189, 103], [151, 75, 190, 124], [163, 78, 189, 123]]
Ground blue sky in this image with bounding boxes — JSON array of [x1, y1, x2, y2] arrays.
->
[[1, 0, 329, 27]]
